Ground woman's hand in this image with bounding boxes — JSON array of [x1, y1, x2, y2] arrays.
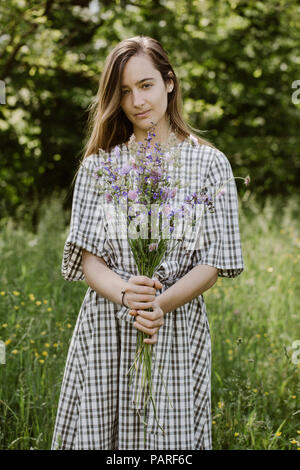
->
[[129, 299, 165, 344], [123, 275, 163, 311]]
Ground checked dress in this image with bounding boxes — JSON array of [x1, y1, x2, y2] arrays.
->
[[51, 137, 244, 450]]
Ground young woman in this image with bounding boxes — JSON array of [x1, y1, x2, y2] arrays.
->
[[51, 36, 244, 450]]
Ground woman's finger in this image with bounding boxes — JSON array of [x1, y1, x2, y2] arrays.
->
[[135, 308, 163, 321], [144, 333, 158, 344], [128, 285, 156, 295], [131, 293, 156, 303], [130, 275, 156, 287], [129, 309, 137, 316], [129, 301, 155, 310], [153, 280, 163, 290], [135, 315, 164, 329], [133, 321, 158, 336]]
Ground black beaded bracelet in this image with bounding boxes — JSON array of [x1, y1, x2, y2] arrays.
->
[[121, 290, 128, 308]]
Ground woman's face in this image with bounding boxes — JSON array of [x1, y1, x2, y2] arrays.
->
[[120, 54, 173, 141]]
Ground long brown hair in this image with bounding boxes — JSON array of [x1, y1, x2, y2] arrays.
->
[[82, 36, 214, 162]]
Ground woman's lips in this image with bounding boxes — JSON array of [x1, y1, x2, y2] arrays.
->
[[135, 110, 151, 118]]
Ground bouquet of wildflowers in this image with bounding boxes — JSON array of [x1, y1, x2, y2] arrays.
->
[[92, 123, 250, 443]]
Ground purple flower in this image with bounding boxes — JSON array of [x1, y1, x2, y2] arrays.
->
[[128, 190, 138, 201], [129, 158, 137, 168], [119, 164, 132, 175], [217, 188, 226, 198], [105, 193, 113, 202], [151, 168, 162, 178], [162, 204, 172, 216], [148, 242, 158, 252], [114, 146, 121, 159], [244, 175, 251, 186], [169, 188, 177, 198]]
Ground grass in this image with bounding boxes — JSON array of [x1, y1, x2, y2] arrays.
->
[[0, 191, 299, 450]]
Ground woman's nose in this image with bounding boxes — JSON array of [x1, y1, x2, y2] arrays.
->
[[132, 89, 145, 107]]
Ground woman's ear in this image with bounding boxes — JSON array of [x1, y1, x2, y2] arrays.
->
[[167, 79, 174, 93], [166, 71, 174, 93]]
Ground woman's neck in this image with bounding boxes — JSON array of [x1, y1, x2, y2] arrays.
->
[[133, 121, 171, 147]]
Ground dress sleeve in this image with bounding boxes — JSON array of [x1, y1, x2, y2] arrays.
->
[[191, 149, 245, 278], [61, 157, 108, 281]]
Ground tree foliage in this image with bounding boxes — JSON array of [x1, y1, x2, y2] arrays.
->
[[0, 0, 299, 219]]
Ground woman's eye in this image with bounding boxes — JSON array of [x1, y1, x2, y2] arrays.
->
[[122, 89, 129, 95], [142, 84, 152, 89]]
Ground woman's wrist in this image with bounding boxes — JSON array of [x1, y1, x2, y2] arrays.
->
[[153, 295, 166, 315], [121, 288, 129, 308]]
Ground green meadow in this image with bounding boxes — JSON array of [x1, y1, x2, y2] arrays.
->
[[0, 193, 299, 450]]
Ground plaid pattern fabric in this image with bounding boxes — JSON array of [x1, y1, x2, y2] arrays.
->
[[51, 139, 244, 450]]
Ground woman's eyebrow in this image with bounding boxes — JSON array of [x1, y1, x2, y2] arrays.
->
[[121, 77, 155, 88]]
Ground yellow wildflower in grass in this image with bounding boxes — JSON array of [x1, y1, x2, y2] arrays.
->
[[41, 331, 46, 336], [290, 439, 297, 444], [264, 392, 269, 396], [21, 302, 25, 306], [53, 343, 58, 348], [212, 421, 216, 425], [228, 349, 233, 354], [218, 401, 224, 409], [276, 432, 282, 437], [67, 323, 72, 329], [39, 359, 45, 364], [29, 294, 35, 301], [47, 307, 52, 312], [2, 324, 7, 328], [225, 339, 231, 344], [36, 301, 42, 306], [12, 349, 18, 354], [34, 352, 40, 358], [15, 324, 21, 329], [256, 334, 261, 339], [14, 306, 19, 310], [234, 432, 239, 437], [5, 339, 11, 346], [0, 291, 5, 296], [12, 291, 20, 296], [263, 333, 268, 337], [43, 300, 48, 304], [30, 340, 35, 344], [297, 431, 300, 435], [44, 343, 50, 348], [291, 395, 296, 399], [252, 389, 258, 393], [42, 351, 48, 357]]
